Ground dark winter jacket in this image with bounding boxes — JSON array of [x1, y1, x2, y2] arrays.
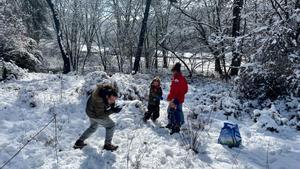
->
[[86, 84, 116, 119], [167, 72, 188, 103], [148, 82, 163, 106]]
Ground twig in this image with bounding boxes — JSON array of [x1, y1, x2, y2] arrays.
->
[[0, 117, 55, 169], [126, 134, 135, 169], [266, 141, 270, 169], [54, 114, 59, 168]]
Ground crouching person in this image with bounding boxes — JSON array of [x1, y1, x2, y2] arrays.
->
[[74, 84, 122, 151]]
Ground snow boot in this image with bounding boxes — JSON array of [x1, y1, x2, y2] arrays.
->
[[165, 124, 172, 129], [143, 116, 148, 123], [170, 126, 180, 135], [103, 143, 118, 152], [151, 118, 157, 123], [73, 139, 87, 149], [143, 111, 151, 123]]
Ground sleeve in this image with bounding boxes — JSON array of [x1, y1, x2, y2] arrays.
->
[[158, 87, 163, 97], [183, 77, 188, 94], [105, 103, 116, 115]]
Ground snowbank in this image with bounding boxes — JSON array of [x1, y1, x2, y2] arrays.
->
[[81, 71, 151, 101], [0, 61, 27, 81]]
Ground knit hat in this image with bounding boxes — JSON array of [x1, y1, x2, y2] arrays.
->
[[171, 62, 181, 72]]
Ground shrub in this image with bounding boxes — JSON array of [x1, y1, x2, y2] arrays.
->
[[236, 19, 300, 100]]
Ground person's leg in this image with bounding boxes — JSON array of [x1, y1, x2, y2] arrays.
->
[[74, 118, 98, 149], [151, 105, 160, 121], [170, 105, 182, 135], [79, 118, 98, 141], [177, 104, 184, 125], [92, 117, 115, 145], [166, 106, 173, 129], [144, 105, 154, 121], [93, 117, 118, 151], [169, 107, 177, 128]]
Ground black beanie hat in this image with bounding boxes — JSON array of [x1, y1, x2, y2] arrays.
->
[[171, 62, 181, 72]]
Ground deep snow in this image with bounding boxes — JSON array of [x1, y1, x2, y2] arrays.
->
[[0, 72, 300, 169]]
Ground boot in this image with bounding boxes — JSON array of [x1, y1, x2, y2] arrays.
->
[[165, 124, 172, 129], [151, 117, 157, 123], [143, 116, 148, 123], [143, 111, 151, 123], [103, 143, 118, 151], [73, 139, 87, 149], [170, 126, 180, 135]]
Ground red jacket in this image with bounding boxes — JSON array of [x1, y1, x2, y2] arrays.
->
[[167, 73, 188, 103]]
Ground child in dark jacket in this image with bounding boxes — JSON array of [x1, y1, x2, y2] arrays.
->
[[143, 77, 163, 122]]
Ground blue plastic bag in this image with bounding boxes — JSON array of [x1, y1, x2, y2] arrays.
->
[[218, 122, 242, 148]]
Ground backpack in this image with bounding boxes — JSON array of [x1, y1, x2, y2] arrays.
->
[[218, 122, 242, 148]]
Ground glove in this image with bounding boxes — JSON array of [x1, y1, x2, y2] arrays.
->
[[111, 106, 122, 113], [155, 96, 163, 101]]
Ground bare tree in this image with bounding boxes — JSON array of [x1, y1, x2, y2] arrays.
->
[[153, 0, 173, 68], [230, 0, 244, 76], [81, 0, 103, 73], [133, 0, 152, 74], [46, 0, 70, 74]]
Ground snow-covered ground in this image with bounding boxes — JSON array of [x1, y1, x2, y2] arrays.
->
[[0, 72, 300, 169]]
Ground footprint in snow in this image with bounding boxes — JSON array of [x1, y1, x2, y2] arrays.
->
[[164, 148, 174, 157]]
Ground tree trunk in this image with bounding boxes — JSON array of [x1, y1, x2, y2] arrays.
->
[[81, 41, 92, 73], [230, 0, 243, 76], [144, 30, 151, 70], [215, 57, 223, 75], [133, 0, 152, 74], [160, 44, 192, 77], [154, 25, 159, 69], [162, 43, 168, 68], [46, 0, 70, 74]]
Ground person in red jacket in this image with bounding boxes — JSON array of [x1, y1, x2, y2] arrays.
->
[[166, 62, 188, 134]]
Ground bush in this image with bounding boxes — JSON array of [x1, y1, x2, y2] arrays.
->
[[0, 1, 44, 72], [0, 36, 44, 72], [180, 112, 211, 154], [81, 71, 111, 95], [0, 60, 26, 81], [253, 105, 288, 133], [111, 73, 149, 101], [236, 20, 300, 100]]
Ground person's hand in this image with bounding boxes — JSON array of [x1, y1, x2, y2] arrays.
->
[[112, 106, 122, 113], [169, 101, 177, 109], [155, 96, 163, 101]]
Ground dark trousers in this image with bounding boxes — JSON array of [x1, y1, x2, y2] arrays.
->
[[144, 104, 160, 121], [167, 104, 184, 127]]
